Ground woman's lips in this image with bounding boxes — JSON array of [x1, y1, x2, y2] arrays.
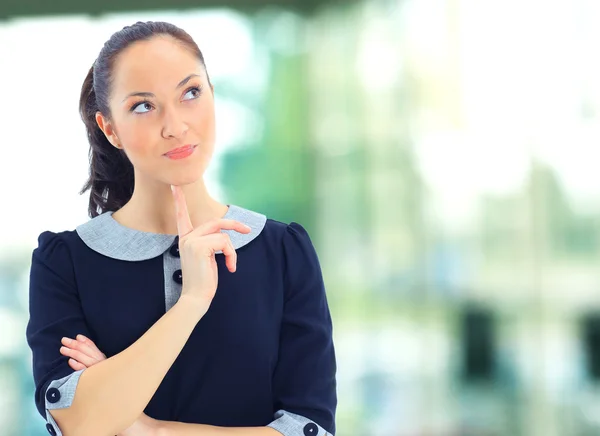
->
[[164, 144, 197, 160]]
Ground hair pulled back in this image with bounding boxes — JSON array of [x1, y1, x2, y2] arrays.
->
[[79, 21, 209, 217]]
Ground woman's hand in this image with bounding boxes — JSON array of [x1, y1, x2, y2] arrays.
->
[[170, 185, 251, 311], [60, 334, 106, 371], [60, 335, 161, 436]]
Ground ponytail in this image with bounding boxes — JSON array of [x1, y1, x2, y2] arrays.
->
[[78, 64, 134, 218]]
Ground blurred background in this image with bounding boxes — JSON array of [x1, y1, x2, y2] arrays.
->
[[2, 0, 600, 434]]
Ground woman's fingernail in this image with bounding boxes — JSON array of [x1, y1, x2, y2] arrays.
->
[[62, 337, 72, 345]]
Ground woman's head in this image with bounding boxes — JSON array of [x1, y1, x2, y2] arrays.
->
[[80, 21, 215, 218]]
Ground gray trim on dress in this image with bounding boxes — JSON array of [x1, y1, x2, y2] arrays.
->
[[163, 249, 183, 312], [44, 369, 85, 436], [267, 409, 332, 436], [46, 412, 62, 436], [75, 204, 267, 261]]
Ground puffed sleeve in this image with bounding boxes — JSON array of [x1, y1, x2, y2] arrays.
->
[[267, 222, 337, 436], [25, 231, 91, 436]]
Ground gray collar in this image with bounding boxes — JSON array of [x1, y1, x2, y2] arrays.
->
[[75, 204, 267, 261]]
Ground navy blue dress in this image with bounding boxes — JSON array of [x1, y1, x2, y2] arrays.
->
[[25, 204, 337, 436]]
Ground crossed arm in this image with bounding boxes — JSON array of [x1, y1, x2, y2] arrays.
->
[[59, 334, 281, 436]]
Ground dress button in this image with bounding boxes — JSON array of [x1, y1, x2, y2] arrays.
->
[[170, 237, 180, 257], [46, 387, 61, 404], [172, 269, 183, 284], [303, 422, 318, 436], [46, 423, 57, 436]]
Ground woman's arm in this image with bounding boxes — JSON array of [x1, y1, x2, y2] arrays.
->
[[61, 336, 283, 436], [50, 295, 206, 436], [156, 422, 282, 436], [266, 223, 337, 435]]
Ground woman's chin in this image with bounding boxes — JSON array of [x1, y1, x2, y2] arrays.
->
[[166, 171, 204, 187]]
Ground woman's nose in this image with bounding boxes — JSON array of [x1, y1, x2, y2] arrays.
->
[[161, 108, 188, 139]]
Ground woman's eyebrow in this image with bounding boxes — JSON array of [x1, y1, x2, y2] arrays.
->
[[121, 74, 201, 102]]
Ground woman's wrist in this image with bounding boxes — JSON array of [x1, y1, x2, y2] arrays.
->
[[176, 294, 210, 319]]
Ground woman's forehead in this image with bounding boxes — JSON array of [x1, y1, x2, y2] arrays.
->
[[111, 37, 203, 90]]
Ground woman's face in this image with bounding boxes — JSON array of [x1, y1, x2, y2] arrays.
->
[[96, 35, 215, 187]]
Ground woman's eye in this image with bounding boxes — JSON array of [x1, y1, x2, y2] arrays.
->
[[132, 102, 153, 114], [183, 86, 202, 101], [130, 87, 201, 113]]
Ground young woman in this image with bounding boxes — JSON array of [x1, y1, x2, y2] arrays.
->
[[26, 21, 336, 436]]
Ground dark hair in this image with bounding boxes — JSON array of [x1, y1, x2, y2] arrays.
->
[[79, 21, 211, 218]]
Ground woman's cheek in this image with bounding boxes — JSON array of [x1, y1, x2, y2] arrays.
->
[[121, 143, 154, 172]]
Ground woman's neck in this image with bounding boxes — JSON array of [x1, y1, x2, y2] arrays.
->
[[112, 176, 228, 235]]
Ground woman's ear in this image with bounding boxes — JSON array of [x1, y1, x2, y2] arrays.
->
[[95, 111, 122, 149]]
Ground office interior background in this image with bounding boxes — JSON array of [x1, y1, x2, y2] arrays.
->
[[2, 0, 600, 434]]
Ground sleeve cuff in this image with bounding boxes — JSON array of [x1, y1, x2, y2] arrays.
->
[[43, 369, 85, 436], [45, 411, 62, 436], [267, 410, 332, 436]]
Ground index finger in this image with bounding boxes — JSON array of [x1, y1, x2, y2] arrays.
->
[[171, 185, 194, 237], [193, 218, 252, 237]]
